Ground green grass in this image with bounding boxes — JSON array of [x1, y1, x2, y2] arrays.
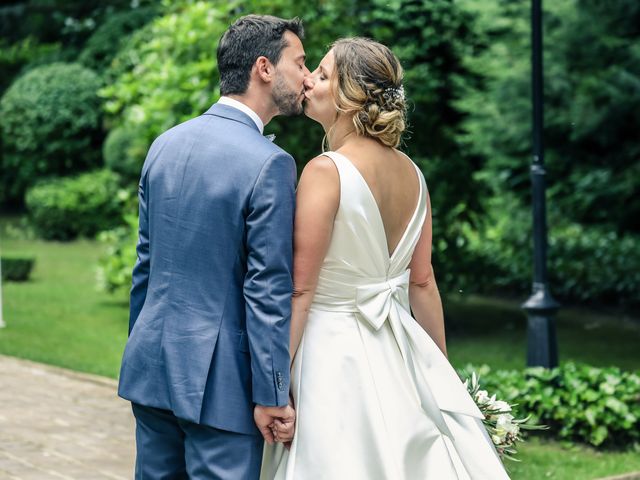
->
[[445, 295, 640, 372], [1, 215, 639, 479], [0, 219, 129, 378], [507, 436, 640, 479]]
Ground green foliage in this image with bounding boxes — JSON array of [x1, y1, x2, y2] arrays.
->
[[460, 0, 640, 234], [101, 1, 238, 157], [458, 195, 640, 306], [459, 363, 640, 448], [548, 225, 640, 306], [1, 255, 35, 282], [0, 1, 151, 51], [0, 62, 104, 203], [0, 37, 61, 94], [25, 169, 130, 241], [102, 126, 148, 182], [79, 6, 158, 72], [97, 214, 139, 295]]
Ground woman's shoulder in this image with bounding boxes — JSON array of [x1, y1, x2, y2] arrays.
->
[[303, 153, 340, 175], [298, 154, 340, 206], [299, 154, 341, 190]]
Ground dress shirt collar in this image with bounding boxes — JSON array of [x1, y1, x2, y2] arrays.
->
[[217, 96, 264, 134]]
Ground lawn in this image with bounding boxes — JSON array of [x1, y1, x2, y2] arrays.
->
[[446, 294, 640, 372], [505, 436, 640, 480], [0, 218, 129, 378], [1, 216, 639, 479]]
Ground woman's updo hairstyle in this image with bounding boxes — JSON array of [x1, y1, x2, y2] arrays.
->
[[331, 37, 406, 148]]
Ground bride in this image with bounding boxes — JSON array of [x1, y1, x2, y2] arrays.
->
[[261, 37, 510, 479]]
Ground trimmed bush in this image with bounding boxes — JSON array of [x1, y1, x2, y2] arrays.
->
[[458, 363, 640, 448], [0, 62, 104, 202], [103, 126, 147, 181], [25, 169, 130, 241], [1, 255, 35, 281]]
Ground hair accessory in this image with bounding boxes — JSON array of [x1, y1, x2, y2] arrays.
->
[[382, 85, 405, 103]]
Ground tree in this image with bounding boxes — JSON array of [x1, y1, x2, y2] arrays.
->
[[462, 0, 640, 234]]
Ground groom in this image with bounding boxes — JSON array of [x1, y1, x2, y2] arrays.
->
[[118, 15, 308, 479]]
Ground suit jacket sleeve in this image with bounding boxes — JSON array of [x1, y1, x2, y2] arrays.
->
[[128, 168, 151, 335], [244, 151, 296, 407]]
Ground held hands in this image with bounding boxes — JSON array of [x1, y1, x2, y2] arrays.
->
[[254, 402, 296, 447]]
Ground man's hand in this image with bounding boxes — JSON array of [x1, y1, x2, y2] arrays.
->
[[254, 404, 296, 445]]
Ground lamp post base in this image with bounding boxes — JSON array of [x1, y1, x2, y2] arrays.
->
[[522, 283, 560, 368]]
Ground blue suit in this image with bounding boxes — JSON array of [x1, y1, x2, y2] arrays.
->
[[118, 102, 296, 478]]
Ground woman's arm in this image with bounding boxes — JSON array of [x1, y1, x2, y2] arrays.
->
[[289, 155, 340, 362], [408, 191, 447, 357]]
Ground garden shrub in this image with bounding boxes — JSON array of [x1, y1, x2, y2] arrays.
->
[[0, 37, 61, 94], [25, 169, 129, 241], [0, 62, 104, 202], [458, 196, 640, 307], [97, 214, 139, 295], [103, 126, 147, 182], [1, 255, 35, 281], [459, 363, 640, 447]]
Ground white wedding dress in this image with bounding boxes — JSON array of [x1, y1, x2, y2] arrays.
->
[[261, 151, 510, 479]]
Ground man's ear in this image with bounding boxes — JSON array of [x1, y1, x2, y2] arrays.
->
[[255, 56, 274, 83]]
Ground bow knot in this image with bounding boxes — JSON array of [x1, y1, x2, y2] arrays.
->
[[355, 270, 410, 330]]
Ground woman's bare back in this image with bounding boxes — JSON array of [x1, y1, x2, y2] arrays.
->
[[337, 138, 421, 256]]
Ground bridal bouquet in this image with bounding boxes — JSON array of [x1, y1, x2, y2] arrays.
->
[[464, 372, 547, 461]]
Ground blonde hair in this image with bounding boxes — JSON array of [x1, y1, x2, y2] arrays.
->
[[329, 37, 406, 148]]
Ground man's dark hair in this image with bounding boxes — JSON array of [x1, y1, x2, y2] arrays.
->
[[217, 15, 304, 96]]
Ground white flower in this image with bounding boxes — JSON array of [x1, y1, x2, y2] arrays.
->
[[475, 389, 490, 404], [492, 400, 512, 413], [495, 413, 520, 439], [506, 422, 520, 436], [496, 413, 514, 429]]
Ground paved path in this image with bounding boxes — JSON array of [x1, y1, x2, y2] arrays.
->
[[0, 355, 135, 479]]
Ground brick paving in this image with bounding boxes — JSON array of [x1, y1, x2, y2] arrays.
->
[[0, 355, 135, 479]]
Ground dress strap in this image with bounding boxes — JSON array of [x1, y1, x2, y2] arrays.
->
[[320, 151, 351, 178]]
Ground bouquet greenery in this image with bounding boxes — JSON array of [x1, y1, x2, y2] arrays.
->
[[464, 372, 548, 461]]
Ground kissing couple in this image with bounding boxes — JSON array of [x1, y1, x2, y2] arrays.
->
[[118, 14, 510, 480]]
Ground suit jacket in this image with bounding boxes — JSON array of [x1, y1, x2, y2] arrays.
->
[[118, 103, 296, 435]]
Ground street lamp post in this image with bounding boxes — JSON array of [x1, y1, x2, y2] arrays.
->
[[522, 0, 559, 368]]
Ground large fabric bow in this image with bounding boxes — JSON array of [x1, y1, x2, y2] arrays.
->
[[355, 270, 411, 330]]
